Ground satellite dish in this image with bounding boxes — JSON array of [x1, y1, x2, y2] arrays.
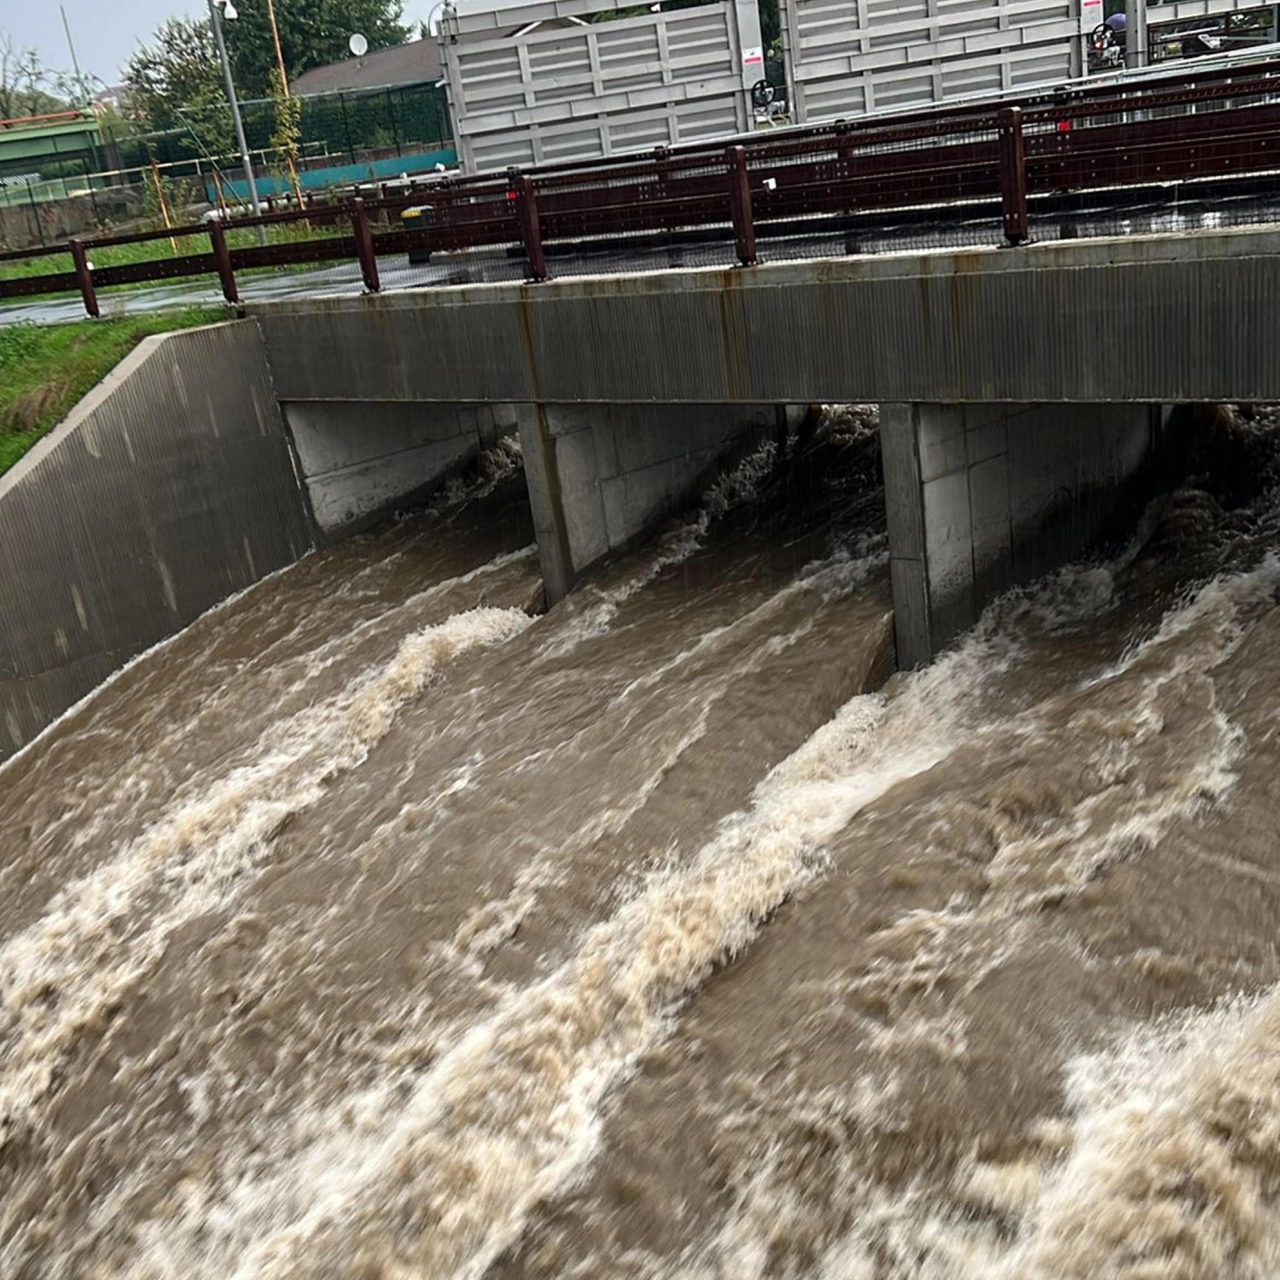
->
[[349, 32, 369, 56]]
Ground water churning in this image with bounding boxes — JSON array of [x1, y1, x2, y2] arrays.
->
[[5, 405, 1280, 1279]]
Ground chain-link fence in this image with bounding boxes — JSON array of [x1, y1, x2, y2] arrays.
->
[[0, 83, 454, 250]]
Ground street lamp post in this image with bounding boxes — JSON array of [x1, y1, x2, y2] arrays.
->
[[208, 0, 268, 245]]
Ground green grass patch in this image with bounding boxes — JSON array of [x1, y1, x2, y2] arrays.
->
[[0, 307, 226, 478], [0, 221, 348, 294]]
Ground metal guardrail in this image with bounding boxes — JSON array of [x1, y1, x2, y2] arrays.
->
[[5, 57, 1280, 317]]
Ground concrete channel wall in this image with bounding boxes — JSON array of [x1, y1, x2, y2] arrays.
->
[[0, 322, 315, 761], [283, 400, 519, 536]]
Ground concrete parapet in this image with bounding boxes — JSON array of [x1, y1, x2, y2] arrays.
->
[[517, 402, 779, 603], [884, 401, 1169, 666], [0, 321, 313, 761], [282, 400, 517, 536], [251, 227, 1280, 407]]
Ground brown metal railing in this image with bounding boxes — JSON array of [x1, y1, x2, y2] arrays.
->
[[4, 56, 1280, 315]]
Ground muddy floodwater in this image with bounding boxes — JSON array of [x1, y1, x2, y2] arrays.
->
[[6, 407, 1280, 1278]]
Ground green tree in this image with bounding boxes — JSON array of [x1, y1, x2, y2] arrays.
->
[[0, 31, 68, 120], [225, 1, 411, 98], [758, 0, 780, 57], [122, 16, 229, 142], [124, 3, 408, 149]]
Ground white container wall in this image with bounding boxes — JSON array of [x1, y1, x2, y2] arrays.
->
[[440, 0, 764, 172], [778, 0, 1090, 122]]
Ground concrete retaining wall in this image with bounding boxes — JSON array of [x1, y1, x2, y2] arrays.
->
[[519, 402, 780, 602], [282, 400, 518, 535], [884, 401, 1167, 666], [0, 321, 314, 761]]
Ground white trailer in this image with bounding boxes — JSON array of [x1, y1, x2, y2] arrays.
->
[[775, 0, 1276, 125], [439, 0, 766, 172]]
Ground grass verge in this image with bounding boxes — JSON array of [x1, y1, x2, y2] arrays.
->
[[0, 306, 226, 478], [0, 222, 349, 294]]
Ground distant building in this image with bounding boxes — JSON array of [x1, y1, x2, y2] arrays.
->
[[291, 39, 444, 96]]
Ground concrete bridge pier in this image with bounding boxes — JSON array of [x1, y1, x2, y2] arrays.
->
[[883, 402, 1174, 667], [516, 402, 784, 604]]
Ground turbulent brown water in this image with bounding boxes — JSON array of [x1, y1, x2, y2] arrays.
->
[[6, 404, 1280, 1279]]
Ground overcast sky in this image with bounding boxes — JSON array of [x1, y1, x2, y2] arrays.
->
[[4, 0, 434, 86]]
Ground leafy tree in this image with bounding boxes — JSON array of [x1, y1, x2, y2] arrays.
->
[[122, 17, 235, 154], [758, 0, 780, 57], [123, 17, 222, 131], [225, 1, 412, 98], [0, 31, 68, 120], [123, 2, 409, 155]]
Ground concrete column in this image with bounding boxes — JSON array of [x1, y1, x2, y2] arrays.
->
[[884, 402, 1169, 667], [516, 401, 780, 605], [282, 400, 517, 537]]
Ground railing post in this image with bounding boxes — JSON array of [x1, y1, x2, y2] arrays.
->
[[208, 219, 239, 304], [654, 145, 674, 234], [727, 145, 757, 267], [998, 106, 1029, 246], [835, 119, 855, 213], [353, 197, 381, 293], [512, 172, 547, 282], [69, 239, 98, 318]]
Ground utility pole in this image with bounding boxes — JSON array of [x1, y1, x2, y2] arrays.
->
[[208, 0, 268, 246], [59, 7, 90, 109], [264, 0, 306, 207]]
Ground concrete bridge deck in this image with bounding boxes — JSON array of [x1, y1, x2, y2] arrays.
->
[[253, 226, 1280, 407]]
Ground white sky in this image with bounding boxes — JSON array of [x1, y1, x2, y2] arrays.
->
[[3, 0, 436, 86]]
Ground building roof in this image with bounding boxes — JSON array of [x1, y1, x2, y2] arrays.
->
[[291, 39, 443, 96]]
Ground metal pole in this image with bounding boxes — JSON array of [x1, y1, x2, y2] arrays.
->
[[26, 178, 46, 247], [998, 106, 1028, 246], [60, 6, 91, 108], [70, 239, 99, 318], [208, 0, 268, 246], [727, 145, 757, 267], [264, 0, 305, 208], [353, 198, 381, 292], [511, 172, 546, 282], [209, 218, 240, 303], [1124, 0, 1148, 69]]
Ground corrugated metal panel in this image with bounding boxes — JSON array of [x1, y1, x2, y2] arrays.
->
[[781, 0, 1081, 122], [1148, 0, 1262, 20], [441, 1, 760, 172]]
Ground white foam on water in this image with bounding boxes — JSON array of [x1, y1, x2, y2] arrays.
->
[[107, 590, 1004, 1280], [302, 545, 537, 680], [0, 607, 534, 1155], [449, 542, 889, 965], [538, 440, 780, 658], [704, 984, 1280, 1280], [674, 557, 1280, 1280]]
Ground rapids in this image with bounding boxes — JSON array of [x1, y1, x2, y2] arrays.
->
[[4, 405, 1280, 1278]]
